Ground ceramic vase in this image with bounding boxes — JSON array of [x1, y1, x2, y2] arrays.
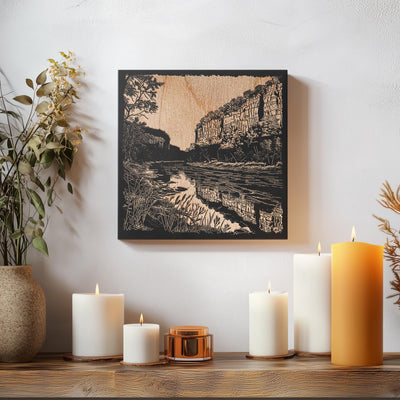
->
[[0, 265, 46, 362]]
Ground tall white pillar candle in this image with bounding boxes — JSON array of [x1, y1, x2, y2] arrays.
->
[[123, 315, 160, 364], [72, 285, 124, 357], [249, 285, 288, 356], [293, 250, 331, 353]]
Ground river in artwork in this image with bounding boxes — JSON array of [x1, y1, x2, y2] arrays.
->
[[145, 161, 284, 235]]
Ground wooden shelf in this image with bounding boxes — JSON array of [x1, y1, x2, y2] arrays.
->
[[1, 352, 400, 397]]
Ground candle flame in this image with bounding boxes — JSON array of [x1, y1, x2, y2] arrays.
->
[[318, 241, 321, 256], [268, 281, 271, 294], [95, 283, 99, 296], [351, 226, 356, 242], [140, 313, 143, 326]]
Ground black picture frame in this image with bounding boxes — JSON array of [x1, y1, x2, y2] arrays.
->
[[118, 70, 287, 240]]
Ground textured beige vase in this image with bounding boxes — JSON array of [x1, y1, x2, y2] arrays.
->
[[0, 265, 46, 362]]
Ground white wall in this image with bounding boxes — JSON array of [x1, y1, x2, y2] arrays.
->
[[1, 0, 400, 352]]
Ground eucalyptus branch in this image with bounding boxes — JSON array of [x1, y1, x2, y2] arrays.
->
[[0, 51, 85, 265]]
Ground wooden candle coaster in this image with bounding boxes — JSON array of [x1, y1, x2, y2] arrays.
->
[[295, 351, 331, 358], [120, 356, 169, 366], [63, 353, 123, 362], [245, 350, 295, 360]]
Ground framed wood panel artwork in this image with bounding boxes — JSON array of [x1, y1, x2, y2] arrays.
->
[[118, 70, 287, 239]]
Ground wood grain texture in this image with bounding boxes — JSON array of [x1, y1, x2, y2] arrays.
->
[[1, 353, 400, 397]]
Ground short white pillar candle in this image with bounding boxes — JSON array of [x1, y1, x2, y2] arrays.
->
[[249, 283, 288, 357], [72, 284, 124, 357], [123, 314, 160, 364]]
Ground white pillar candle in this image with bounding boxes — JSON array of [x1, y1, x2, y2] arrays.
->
[[72, 284, 124, 357], [123, 314, 160, 364], [249, 284, 288, 357], [293, 245, 331, 353]]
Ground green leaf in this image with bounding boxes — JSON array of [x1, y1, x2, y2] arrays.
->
[[33, 176, 45, 192], [47, 188, 54, 206], [40, 149, 55, 168], [36, 101, 49, 114], [45, 177, 51, 187], [8, 149, 17, 161], [26, 151, 37, 167], [26, 78, 34, 89], [28, 189, 45, 218], [46, 142, 64, 150], [36, 69, 47, 85], [6, 214, 13, 231], [24, 225, 34, 237], [10, 230, 22, 240], [28, 217, 37, 225], [56, 205, 63, 214], [58, 163, 65, 180], [62, 141, 74, 167], [13, 95, 33, 105], [18, 160, 33, 176], [28, 138, 42, 161], [67, 182, 73, 194], [33, 236, 48, 256], [36, 82, 55, 97]]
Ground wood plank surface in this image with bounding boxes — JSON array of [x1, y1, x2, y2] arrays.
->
[[1, 353, 400, 397]]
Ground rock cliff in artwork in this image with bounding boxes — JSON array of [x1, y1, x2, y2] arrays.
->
[[194, 78, 283, 148]]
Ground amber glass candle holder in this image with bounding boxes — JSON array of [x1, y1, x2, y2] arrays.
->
[[164, 326, 213, 361]]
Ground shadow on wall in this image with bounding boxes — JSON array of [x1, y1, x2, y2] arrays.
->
[[121, 75, 310, 252], [32, 263, 73, 352], [287, 76, 310, 246]]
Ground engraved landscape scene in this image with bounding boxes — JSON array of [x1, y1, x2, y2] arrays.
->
[[119, 72, 287, 239]]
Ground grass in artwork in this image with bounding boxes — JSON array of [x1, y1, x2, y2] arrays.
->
[[122, 161, 238, 235]]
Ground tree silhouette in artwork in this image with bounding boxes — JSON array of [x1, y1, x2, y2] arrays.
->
[[123, 75, 163, 122], [122, 75, 168, 161]]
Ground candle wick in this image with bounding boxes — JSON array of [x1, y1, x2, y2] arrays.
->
[[268, 288, 271, 294], [352, 238, 355, 242]]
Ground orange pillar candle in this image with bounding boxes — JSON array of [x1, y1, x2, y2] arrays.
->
[[331, 228, 383, 366]]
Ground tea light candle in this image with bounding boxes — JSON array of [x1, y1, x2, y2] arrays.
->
[[249, 282, 288, 357], [123, 314, 160, 364], [72, 284, 124, 357], [293, 242, 331, 353], [331, 227, 384, 366]]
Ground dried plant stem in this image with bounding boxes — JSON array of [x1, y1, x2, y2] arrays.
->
[[375, 180, 400, 307]]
